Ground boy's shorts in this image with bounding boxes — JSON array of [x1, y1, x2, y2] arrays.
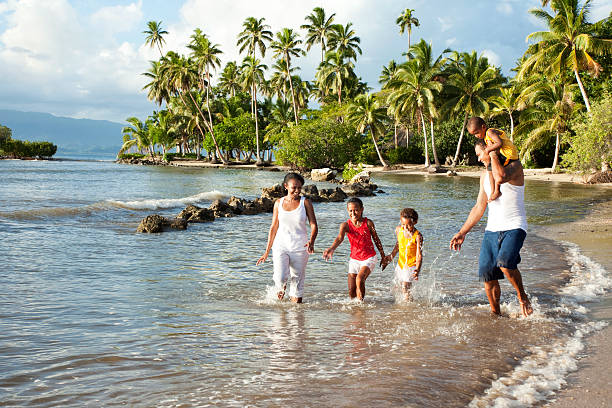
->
[[395, 264, 417, 283], [478, 229, 526, 282], [348, 255, 377, 275]]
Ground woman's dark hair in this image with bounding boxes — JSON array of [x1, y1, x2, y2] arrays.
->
[[347, 197, 363, 208], [400, 208, 418, 222], [283, 172, 304, 186]]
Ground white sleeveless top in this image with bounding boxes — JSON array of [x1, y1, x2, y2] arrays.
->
[[484, 172, 528, 232], [273, 196, 309, 252]]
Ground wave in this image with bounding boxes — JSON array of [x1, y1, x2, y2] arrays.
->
[[0, 190, 227, 220], [106, 190, 227, 210], [470, 241, 611, 407]]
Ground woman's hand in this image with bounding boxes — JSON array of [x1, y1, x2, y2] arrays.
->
[[256, 250, 269, 265]]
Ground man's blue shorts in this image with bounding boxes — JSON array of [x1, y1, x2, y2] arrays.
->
[[478, 229, 526, 282]]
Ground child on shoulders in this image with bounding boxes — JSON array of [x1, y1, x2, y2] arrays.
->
[[323, 197, 386, 301]]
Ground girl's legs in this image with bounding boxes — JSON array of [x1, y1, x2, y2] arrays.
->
[[356, 266, 372, 301], [402, 282, 412, 301], [348, 274, 357, 299], [272, 250, 290, 300], [287, 251, 309, 303]]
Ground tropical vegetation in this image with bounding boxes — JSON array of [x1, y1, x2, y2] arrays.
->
[[121, 2, 611, 175]]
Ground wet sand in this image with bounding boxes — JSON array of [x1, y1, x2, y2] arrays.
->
[[539, 200, 612, 407]]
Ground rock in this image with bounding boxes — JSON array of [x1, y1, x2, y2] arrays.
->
[[261, 184, 286, 200], [350, 170, 371, 184], [227, 196, 245, 214], [341, 182, 375, 197], [447, 170, 457, 176], [586, 170, 612, 184], [311, 168, 337, 182], [253, 197, 275, 213], [137, 214, 165, 233], [177, 205, 215, 222], [168, 218, 188, 230], [319, 187, 348, 202], [302, 184, 319, 196], [242, 202, 262, 215], [376, 189, 385, 194], [427, 166, 443, 174], [209, 199, 233, 214]]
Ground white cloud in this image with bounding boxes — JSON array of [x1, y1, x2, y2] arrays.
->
[[437, 17, 453, 32], [445, 37, 457, 47], [481, 49, 501, 66], [496, 3, 513, 15], [90, 1, 143, 34]]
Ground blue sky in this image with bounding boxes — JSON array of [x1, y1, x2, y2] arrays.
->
[[0, 0, 610, 123]]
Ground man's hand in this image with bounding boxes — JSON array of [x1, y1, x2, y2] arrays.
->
[[450, 232, 466, 251]]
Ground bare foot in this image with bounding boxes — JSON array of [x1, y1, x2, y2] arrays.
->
[[277, 284, 286, 300], [519, 299, 533, 317]]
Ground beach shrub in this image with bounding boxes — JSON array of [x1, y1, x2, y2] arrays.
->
[[207, 113, 256, 158], [276, 117, 361, 170], [118, 153, 145, 160], [1, 138, 57, 158], [0, 124, 11, 147], [562, 93, 612, 173], [342, 163, 363, 180]]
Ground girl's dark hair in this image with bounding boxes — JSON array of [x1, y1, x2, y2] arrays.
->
[[347, 197, 363, 208], [283, 172, 304, 186], [400, 208, 418, 222]]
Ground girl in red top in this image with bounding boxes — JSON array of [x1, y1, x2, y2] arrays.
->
[[323, 198, 386, 301]]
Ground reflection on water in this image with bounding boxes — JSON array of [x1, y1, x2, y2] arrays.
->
[[0, 160, 610, 406]]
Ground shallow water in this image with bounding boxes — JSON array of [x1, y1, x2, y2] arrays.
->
[[0, 159, 610, 407]]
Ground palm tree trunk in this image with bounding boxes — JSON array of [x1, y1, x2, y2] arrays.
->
[[184, 91, 226, 164], [430, 118, 440, 167], [254, 84, 262, 165], [407, 29, 411, 60], [574, 69, 591, 112], [419, 109, 430, 166], [286, 54, 299, 125], [338, 79, 342, 105], [509, 112, 514, 142], [321, 41, 325, 64], [552, 131, 560, 172], [370, 129, 388, 168], [394, 122, 398, 148], [205, 68, 219, 161], [452, 111, 469, 167]]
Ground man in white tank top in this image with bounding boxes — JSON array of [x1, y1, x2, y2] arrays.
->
[[450, 142, 533, 317]]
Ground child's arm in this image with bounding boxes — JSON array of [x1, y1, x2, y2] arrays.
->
[[323, 222, 348, 261], [367, 219, 386, 259], [257, 200, 280, 265], [413, 233, 423, 280], [304, 198, 318, 254], [381, 226, 399, 269], [484, 129, 502, 154]]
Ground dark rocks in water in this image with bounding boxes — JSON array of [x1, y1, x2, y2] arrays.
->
[[302, 184, 322, 202], [341, 182, 376, 197], [261, 184, 286, 200], [227, 196, 246, 214], [311, 168, 337, 182], [253, 197, 275, 213], [177, 205, 215, 222], [210, 199, 234, 217], [137, 214, 188, 233], [319, 187, 348, 202]]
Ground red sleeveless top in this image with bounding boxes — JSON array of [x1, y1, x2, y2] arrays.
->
[[347, 217, 376, 261]]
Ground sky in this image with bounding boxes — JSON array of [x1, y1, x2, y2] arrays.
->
[[0, 0, 610, 123]]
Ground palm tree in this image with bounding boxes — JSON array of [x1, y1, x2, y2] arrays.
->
[[516, 80, 580, 170], [265, 99, 294, 148], [271, 28, 305, 125], [188, 29, 223, 160], [387, 40, 446, 167], [328, 23, 362, 61], [237, 17, 273, 60], [347, 94, 389, 168], [316, 50, 355, 105], [442, 51, 503, 166], [143, 21, 168, 57], [520, 0, 612, 111], [301, 7, 336, 63], [119, 117, 154, 158], [269, 59, 297, 101], [379, 60, 399, 87], [142, 60, 170, 107], [218, 61, 242, 97], [490, 84, 525, 141], [241, 56, 268, 165], [396, 9, 420, 58]]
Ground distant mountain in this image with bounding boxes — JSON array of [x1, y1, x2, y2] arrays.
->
[[0, 110, 124, 154]]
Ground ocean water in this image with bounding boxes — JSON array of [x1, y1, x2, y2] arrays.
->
[[0, 159, 610, 407]]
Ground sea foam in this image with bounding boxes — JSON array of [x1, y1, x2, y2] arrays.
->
[[107, 190, 227, 210], [470, 241, 611, 407]]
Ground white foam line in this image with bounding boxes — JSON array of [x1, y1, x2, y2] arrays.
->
[[106, 190, 227, 210], [470, 241, 611, 407]]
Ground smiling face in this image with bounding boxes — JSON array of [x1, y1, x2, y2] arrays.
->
[[347, 202, 364, 223], [475, 143, 490, 165], [400, 216, 416, 233], [468, 124, 486, 140], [284, 179, 303, 200]]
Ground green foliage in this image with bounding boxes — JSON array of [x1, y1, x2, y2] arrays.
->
[[0, 124, 12, 145], [562, 93, 612, 172], [276, 116, 362, 170], [0, 138, 57, 158], [206, 113, 256, 154], [342, 163, 363, 180], [118, 153, 146, 159]]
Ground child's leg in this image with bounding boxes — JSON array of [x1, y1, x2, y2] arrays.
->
[[356, 266, 372, 301], [287, 251, 309, 303], [488, 152, 503, 201], [272, 250, 290, 300], [402, 282, 412, 301], [347, 274, 357, 299]]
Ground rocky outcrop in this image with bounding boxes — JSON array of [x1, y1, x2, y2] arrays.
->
[[136, 179, 383, 232], [311, 168, 337, 182], [349, 170, 371, 184]]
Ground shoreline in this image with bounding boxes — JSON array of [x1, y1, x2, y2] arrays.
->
[[538, 200, 612, 407]]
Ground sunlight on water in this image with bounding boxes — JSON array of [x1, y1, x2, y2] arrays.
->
[[0, 159, 610, 406]]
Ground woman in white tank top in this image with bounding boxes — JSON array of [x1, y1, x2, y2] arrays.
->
[[257, 173, 318, 303]]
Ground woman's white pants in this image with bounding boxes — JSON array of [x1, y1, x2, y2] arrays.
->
[[272, 249, 309, 298]]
